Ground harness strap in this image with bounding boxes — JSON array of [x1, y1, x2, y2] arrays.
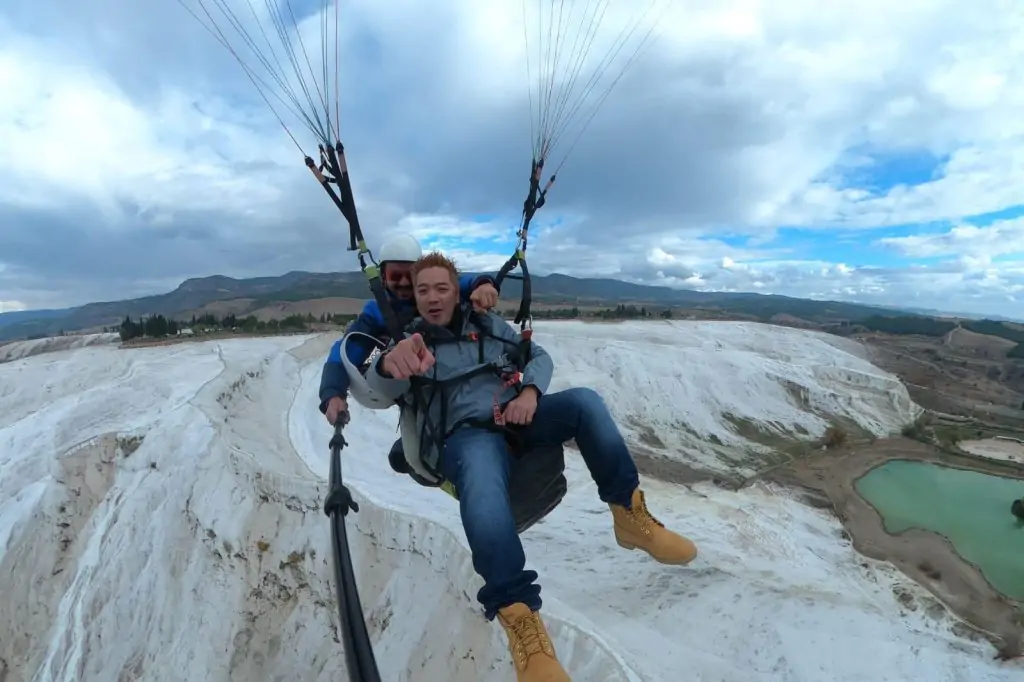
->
[[403, 310, 535, 474], [492, 372, 523, 425]]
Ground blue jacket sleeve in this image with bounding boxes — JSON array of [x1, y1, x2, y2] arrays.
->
[[458, 273, 495, 303], [317, 301, 388, 413], [318, 361, 348, 414]]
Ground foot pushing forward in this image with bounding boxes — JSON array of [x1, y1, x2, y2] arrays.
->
[[498, 603, 572, 682]]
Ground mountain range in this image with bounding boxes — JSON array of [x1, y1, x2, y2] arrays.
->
[[1, 270, 1020, 342]]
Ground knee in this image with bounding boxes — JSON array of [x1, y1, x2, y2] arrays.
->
[[462, 496, 516, 541], [561, 386, 607, 418]]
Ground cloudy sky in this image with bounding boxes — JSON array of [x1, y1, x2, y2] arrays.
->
[[2, 0, 1024, 317]]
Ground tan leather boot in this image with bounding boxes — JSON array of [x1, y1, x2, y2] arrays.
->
[[496, 603, 572, 682], [610, 487, 698, 565]]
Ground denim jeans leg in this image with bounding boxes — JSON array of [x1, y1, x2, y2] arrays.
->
[[440, 427, 542, 619], [524, 386, 640, 508]]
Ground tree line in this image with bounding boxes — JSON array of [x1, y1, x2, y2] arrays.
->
[[118, 315, 181, 340], [594, 304, 674, 319], [117, 311, 358, 342], [108, 306, 1024, 358], [500, 304, 675, 320], [120, 306, 664, 343]]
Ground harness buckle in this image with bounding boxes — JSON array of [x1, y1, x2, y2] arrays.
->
[[520, 317, 534, 343], [492, 371, 523, 425]]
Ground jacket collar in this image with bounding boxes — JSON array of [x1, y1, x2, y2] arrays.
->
[[408, 302, 484, 342]]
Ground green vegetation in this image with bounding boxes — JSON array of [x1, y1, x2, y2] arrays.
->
[[849, 315, 1024, 358], [8, 264, 1024, 344], [593, 304, 674, 320], [860, 315, 956, 337], [502, 304, 675, 320], [117, 311, 359, 342], [900, 412, 1024, 452], [901, 413, 979, 449], [118, 315, 180, 340], [512, 307, 583, 319], [962, 319, 1024, 344], [960, 319, 1024, 358]]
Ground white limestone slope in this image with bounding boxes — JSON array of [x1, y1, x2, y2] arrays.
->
[[0, 322, 1015, 682], [528, 321, 922, 475], [0, 332, 119, 364]]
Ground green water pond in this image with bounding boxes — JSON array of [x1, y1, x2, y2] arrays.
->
[[854, 459, 1024, 600]]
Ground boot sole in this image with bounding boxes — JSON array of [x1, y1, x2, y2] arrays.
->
[[615, 536, 697, 565]]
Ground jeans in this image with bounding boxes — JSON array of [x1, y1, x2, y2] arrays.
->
[[439, 387, 640, 620]]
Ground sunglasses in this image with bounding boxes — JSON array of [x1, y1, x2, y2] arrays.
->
[[384, 265, 412, 283]]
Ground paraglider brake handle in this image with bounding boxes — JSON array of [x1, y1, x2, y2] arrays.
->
[[324, 419, 359, 518]]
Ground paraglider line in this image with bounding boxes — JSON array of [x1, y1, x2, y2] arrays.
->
[[522, 0, 536, 156], [281, 0, 333, 141], [334, 0, 341, 140], [179, 0, 306, 153], [319, 143, 406, 341]]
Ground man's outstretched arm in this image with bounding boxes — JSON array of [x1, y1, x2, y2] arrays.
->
[[364, 340, 414, 402], [317, 301, 387, 413]]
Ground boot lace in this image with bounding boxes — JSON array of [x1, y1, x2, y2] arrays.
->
[[631, 490, 665, 529], [509, 612, 553, 667]]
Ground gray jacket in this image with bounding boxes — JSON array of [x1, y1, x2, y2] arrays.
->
[[365, 304, 554, 479]]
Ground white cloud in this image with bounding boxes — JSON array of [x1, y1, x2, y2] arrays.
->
[[877, 219, 1024, 262], [2, 0, 1024, 317], [0, 40, 296, 224]]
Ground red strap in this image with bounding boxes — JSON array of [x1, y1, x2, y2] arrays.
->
[[492, 371, 523, 425], [491, 326, 530, 424]]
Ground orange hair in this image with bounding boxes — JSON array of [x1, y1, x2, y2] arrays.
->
[[410, 251, 460, 284]]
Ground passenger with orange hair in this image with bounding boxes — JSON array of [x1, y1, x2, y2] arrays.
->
[[363, 251, 698, 682]]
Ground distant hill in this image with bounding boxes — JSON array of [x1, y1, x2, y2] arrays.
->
[[0, 271, 366, 341], [899, 306, 1022, 323], [0, 269, 1007, 342], [0, 308, 68, 330]]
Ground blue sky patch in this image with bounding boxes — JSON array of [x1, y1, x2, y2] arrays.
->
[[964, 204, 1024, 226], [833, 144, 950, 193]]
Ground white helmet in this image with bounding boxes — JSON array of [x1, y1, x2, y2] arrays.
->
[[378, 233, 422, 264], [340, 332, 395, 410]]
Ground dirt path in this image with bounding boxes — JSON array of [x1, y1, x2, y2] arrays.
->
[[766, 437, 1024, 660]]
